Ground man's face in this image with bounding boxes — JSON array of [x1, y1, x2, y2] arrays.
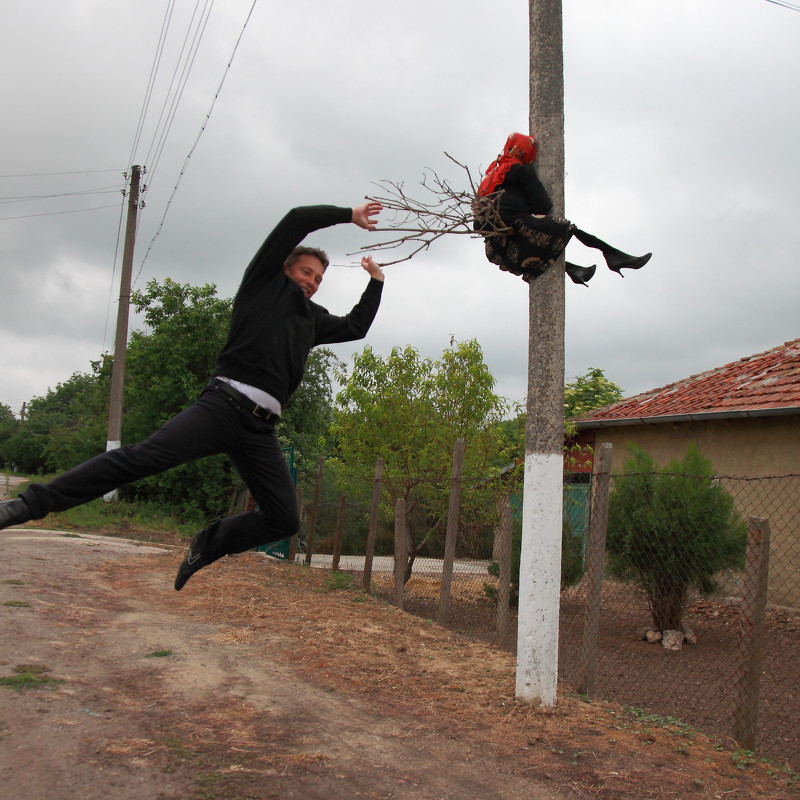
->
[[283, 254, 325, 298]]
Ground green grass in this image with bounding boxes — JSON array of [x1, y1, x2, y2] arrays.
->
[[47, 498, 200, 540], [322, 571, 354, 591], [3, 600, 30, 608], [1, 579, 24, 586], [623, 705, 696, 739], [145, 649, 173, 658], [11, 478, 202, 542], [0, 664, 64, 693]]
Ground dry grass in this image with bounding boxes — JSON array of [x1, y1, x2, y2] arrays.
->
[[106, 552, 799, 800]]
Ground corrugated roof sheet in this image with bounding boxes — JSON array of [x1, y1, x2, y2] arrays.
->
[[577, 339, 800, 424]]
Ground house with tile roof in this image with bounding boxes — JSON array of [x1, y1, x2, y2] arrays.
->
[[572, 338, 800, 605]]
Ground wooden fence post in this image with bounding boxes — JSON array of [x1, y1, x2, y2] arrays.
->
[[732, 516, 771, 752], [362, 457, 384, 594], [393, 497, 407, 609], [578, 442, 613, 696], [331, 494, 346, 573], [495, 496, 513, 648], [437, 438, 466, 626], [304, 456, 324, 565], [289, 486, 304, 562]]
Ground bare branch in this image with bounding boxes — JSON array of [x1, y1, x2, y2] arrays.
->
[[350, 153, 512, 267]]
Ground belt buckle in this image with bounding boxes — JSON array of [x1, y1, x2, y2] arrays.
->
[[252, 404, 271, 422]]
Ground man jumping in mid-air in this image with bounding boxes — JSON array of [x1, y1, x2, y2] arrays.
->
[[0, 201, 385, 591]]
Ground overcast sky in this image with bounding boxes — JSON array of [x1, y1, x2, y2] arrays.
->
[[2, 0, 798, 419]]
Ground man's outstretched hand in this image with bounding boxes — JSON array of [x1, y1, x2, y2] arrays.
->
[[352, 201, 382, 231], [361, 255, 384, 281]]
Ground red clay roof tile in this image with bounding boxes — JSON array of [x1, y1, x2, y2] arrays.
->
[[577, 339, 800, 424]]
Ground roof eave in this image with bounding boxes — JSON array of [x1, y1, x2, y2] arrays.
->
[[575, 406, 800, 430]]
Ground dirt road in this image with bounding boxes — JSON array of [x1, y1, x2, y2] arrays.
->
[[0, 526, 793, 800], [0, 528, 562, 800]]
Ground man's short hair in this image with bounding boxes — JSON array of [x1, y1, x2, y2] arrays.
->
[[285, 245, 329, 271]]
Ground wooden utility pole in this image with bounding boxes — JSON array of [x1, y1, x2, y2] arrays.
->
[[516, 0, 565, 706], [104, 165, 142, 501]]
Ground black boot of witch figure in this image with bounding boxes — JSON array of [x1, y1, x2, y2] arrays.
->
[[473, 132, 651, 286]]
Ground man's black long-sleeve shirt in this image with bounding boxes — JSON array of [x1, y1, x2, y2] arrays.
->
[[213, 205, 383, 409]]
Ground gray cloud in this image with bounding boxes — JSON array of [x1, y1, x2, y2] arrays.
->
[[1, 0, 798, 420]]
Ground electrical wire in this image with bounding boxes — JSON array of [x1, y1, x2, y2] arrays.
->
[[143, 0, 216, 192], [763, 0, 800, 11], [0, 204, 121, 222], [127, 0, 178, 169], [0, 185, 124, 204], [0, 169, 124, 178], [134, 0, 258, 285]]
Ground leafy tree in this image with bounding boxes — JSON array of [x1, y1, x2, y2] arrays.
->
[[278, 348, 343, 483], [124, 278, 233, 435], [0, 403, 19, 468], [331, 338, 512, 579], [2, 372, 108, 474], [3, 278, 342, 522], [606, 445, 747, 633], [564, 367, 623, 420], [492, 367, 621, 461]]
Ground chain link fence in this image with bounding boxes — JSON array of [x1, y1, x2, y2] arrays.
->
[[289, 451, 800, 770]]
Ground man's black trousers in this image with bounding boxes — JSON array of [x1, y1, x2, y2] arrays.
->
[[21, 385, 299, 561]]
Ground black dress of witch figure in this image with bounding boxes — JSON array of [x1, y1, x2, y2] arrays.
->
[[474, 132, 651, 286]]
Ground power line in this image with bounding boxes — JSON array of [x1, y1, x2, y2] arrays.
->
[[0, 169, 124, 178], [0, 185, 124, 204], [0, 204, 121, 222], [127, 0, 178, 169], [143, 0, 216, 191], [764, 0, 800, 12], [134, 0, 258, 284]]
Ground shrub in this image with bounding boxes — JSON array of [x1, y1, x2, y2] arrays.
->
[[606, 444, 747, 632]]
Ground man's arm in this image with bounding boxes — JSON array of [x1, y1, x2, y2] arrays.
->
[[351, 201, 382, 232], [313, 254, 384, 346], [240, 205, 352, 288], [241, 201, 383, 289], [360, 255, 384, 282]]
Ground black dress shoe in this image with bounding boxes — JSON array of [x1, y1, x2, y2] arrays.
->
[[174, 531, 214, 591], [565, 262, 596, 286], [0, 498, 32, 530], [606, 251, 652, 276]]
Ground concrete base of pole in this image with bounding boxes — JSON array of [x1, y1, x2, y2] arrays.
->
[[515, 451, 563, 705], [103, 440, 121, 503]]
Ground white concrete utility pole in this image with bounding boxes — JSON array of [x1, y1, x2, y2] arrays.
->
[[515, 0, 565, 706]]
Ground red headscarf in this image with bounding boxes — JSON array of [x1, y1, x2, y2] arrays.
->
[[478, 132, 538, 197]]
